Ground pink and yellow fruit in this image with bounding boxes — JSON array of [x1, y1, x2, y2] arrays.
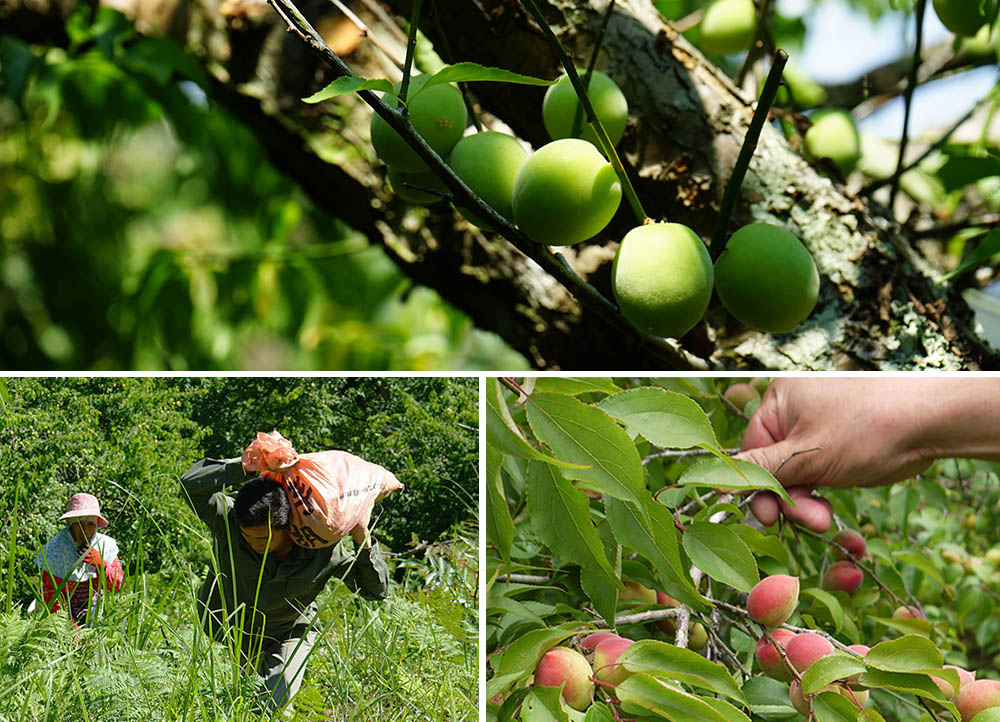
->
[[786, 632, 835, 674], [833, 529, 867, 560], [620, 581, 657, 604], [580, 632, 621, 654], [592, 636, 635, 686], [755, 629, 796, 681], [533, 646, 595, 711], [747, 574, 800, 627], [822, 561, 864, 595], [955, 678, 1000, 721]]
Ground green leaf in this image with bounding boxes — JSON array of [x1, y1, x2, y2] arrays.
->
[[892, 550, 943, 585], [801, 587, 845, 635], [580, 565, 618, 627], [583, 703, 616, 722], [520, 686, 573, 722], [489, 623, 585, 700], [677, 458, 793, 503], [730, 524, 792, 569], [422, 62, 555, 91], [801, 654, 866, 694], [971, 710, 1000, 722], [526, 392, 647, 507], [939, 229, 1000, 282], [865, 635, 942, 673], [604, 496, 707, 609], [597, 387, 720, 450], [854, 669, 955, 714], [487, 380, 583, 466], [811, 690, 858, 722], [681, 522, 759, 593], [122, 37, 208, 87], [742, 676, 799, 719], [0, 379, 8, 413], [0, 36, 38, 103], [302, 76, 395, 103], [486, 445, 513, 568], [526, 461, 622, 590], [534, 377, 621, 396], [617, 674, 749, 722], [619, 640, 747, 703]]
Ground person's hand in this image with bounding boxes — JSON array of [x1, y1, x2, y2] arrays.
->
[[350, 523, 371, 548], [736, 379, 936, 527], [83, 549, 105, 568]]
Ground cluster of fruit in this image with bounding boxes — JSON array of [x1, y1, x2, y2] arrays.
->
[[529, 526, 1000, 720], [371, 70, 821, 337]]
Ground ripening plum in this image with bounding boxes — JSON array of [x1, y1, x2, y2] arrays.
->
[[833, 529, 867, 561], [786, 632, 835, 674], [512, 139, 622, 246], [822, 561, 864, 595], [611, 222, 714, 339], [755, 629, 796, 681], [592, 636, 635, 686], [370, 75, 467, 173], [533, 646, 595, 711], [448, 131, 529, 226], [955, 679, 1000, 721], [746, 575, 800, 628], [699, 0, 757, 54], [543, 71, 629, 149]]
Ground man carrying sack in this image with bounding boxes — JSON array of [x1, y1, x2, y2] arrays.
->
[[179, 436, 395, 716]]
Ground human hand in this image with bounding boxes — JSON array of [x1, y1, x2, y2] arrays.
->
[[350, 523, 371, 548], [736, 378, 935, 526], [83, 549, 105, 568]]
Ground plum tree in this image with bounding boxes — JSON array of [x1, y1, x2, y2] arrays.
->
[[746, 574, 800, 627], [833, 529, 868, 560], [932, 0, 997, 36], [370, 75, 467, 173], [512, 138, 622, 246], [542, 71, 629, 148], [447, 131, 528, 226], [592, 636, 635, 686], [955, 679, 1000, 721], [755, 629, 796, 681], [785, 632, 835, 673], [699, 0, 757, 54], [713, 223, 819, 334], [822, 561, 864, 594], [803, 108, 862, 175], [611, 222, 714, 338], [533, 646, 595, 711]]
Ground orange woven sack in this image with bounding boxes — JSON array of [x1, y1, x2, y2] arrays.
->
[[242, 431, 404, 549]]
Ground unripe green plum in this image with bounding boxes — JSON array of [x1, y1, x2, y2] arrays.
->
[[370, 75, 467, 173], [700, 0, 757, 54], [620, 581, 657, 604], [611, 222, 713, 338], [932, 0, 995, 36], [746, 574, 800, 627], [688, 622, 708, 651], [533, 646, 595, 711], [714, 222, 819, 334], [448, 131, 528, 226], [387, 166, 448, 205], [543, 71, 629, 149], [513, 138, 622, 246], [781, 62, 828, 109], [804, 108, 862, 175], [822, 561, 864, 595]]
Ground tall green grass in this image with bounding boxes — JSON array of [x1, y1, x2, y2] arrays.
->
[[0, 514, 478, 722]]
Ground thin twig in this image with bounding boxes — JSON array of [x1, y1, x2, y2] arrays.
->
[[890, 0, 927, 210], [328, 0, 403, 67], [774, 445, 823, 475], [735, 0, 776, 89], [910, 214, 1000, 240], [398, 0, 422, 104], [570, 0, 617, 138], [497, 574, 552, 584]]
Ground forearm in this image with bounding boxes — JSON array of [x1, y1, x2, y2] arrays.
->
[[179, 457, 249, 522], [342, 544, 390, 601], [902, 379, 1000, 464]]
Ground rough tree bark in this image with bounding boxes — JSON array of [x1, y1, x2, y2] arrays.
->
[[4, 0, 996, 369]]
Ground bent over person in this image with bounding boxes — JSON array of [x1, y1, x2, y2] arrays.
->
[[180, 456, 390, 715]]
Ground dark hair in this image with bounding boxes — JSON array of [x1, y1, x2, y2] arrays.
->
[[234, 478, 290, 530]]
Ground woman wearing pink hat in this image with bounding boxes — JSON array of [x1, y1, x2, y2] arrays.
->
[[34, 493, 125, 624]]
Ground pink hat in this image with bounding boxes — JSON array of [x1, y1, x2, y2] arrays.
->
[[59, 493, 108, 528]]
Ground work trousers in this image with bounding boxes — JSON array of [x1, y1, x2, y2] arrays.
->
[[253, 625, 318, 713]]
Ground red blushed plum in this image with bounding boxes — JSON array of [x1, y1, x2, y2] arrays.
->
[[786, 632, 835, 674], [592, 637, 635, 687], [955, 679, 1000, 721], [833, 529, 868, 560], [580, 632, 621, 654], [533, 646, 595, 712], [746, 575, 800, 627], [755, 629, 796, 681], [822, 561, 864, 595]]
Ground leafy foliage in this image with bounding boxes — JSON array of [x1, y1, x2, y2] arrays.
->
[[486, 377, 1000, 722]]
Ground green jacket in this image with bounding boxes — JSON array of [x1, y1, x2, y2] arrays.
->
[[180, 457, 390, 642]]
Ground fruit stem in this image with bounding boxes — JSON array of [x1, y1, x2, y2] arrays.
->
[[735, 0, 776, 90], [522, 0, 648, 224], [710, 49, 788, 259], [429, 0, 483, 132], [889, 0, 927, 212], [398, 0, 423, 106], [569, 0, 617, 139]]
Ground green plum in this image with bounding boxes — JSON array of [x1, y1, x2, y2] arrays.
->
[[804, 108, 861, 175], [932, 0, 996, 36], [714, 222, 819, 333], [700, 0, 757, 54], [512, 138, 622, 246], [542, 71, 629, 149], [447, 131, 529, 227], [782, 63, 828, 109], [387, 166, 448, 205], [611, 222, 714, 338], [370, 75, 467, 173]]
